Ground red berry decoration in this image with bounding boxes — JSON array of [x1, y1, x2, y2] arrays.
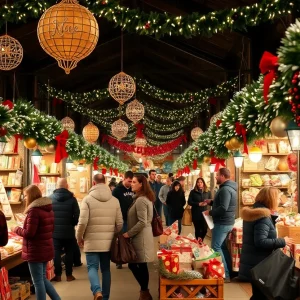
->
[[145, 22, 151, 29], [295, 95, 300, 100], [292, 79, 297, 84], [289, 88, 293, 94], [294, 88, 298, 92], [0, 127, 7, 137], [101, 1, 107, 4], [2, 100, 14, 110]]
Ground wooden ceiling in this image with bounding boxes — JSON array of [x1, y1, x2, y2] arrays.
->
[[0, 0, 289, 148]]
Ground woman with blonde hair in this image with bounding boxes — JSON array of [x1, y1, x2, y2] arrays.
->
[[123, 175, 155, 300], [12, 185, 60, 300], [239, 187, 293, 299]]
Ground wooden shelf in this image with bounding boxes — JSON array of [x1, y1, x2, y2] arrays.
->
[[262, 153, 290, 156], [4, 185, 22, 188], [38, 173, 60, 176], [242, 186, 289, 189], [242, 170, 291, 173], [0, 169, 21, 171], [9, 202, 22, 205], [1, 152, 19, 155]]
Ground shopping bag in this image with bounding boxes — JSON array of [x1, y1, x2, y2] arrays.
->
[[182, 206, 192, 226], [251, 248, 299, 300], [152, 205, 163, 237], [110, 233, 137, 264]]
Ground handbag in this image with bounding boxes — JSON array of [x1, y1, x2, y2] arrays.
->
[[182, 206, 192, 226], [152, 205, 163, 237], [110, 233, 137, 264], [251, 248, 299, 300]]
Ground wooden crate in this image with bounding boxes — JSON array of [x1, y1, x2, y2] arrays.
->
[[160, 277, 224, 300]]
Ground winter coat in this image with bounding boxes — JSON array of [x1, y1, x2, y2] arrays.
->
[[158, 185, 170, 204], [127, 195, 154, 263], [188, 189, 212, 221], [209, 180, 237, 225], [112, 183, 134, 221], [14, 197, 54, 262], [49, 188, 80, 240], [76, 184, 123, 252], [0, 210, 8, 247], [166, 190, 186, 220], [239, 203, 286, 281]]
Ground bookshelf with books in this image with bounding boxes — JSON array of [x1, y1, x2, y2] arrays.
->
[[239, 137, 297, 213]]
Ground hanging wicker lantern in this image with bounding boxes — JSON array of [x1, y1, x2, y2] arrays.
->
[[108, 72, 136, 105], [0, 35, 23, 71], [126, 99, 145, 124], [210, 112, 222, 124], [82, 122, 99, 143], [37, 0, 99, 74], [61, 116, 75, 132], [191, 127, 203, 141], [135, 137, 147, 148], [111, 119, 128, 140]]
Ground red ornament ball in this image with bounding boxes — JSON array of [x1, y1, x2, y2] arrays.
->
[[295, 95, 300, 100], [292, 79, 297, 84], [289, 88, 294, 94], [0, 127, 7, 137], [294, 88, 298, 92]]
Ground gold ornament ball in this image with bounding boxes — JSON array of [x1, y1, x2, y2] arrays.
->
[[225, 140, 235, 151], [270, 116, 288, 138], [203, 156, 211, 164], [229, 137, 242, 149], [45, 144, 56, 153], [37, 0, 99, 74], [24, 138, 37, 149]]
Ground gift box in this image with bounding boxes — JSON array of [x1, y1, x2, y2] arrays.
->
[[230, 242, 242, 272], [192, 243, 214, 261], [46, 259, 54, 270], [293, 244, 300, 269], [203, 259, 225, 279], [157, 250, 179, 274], [159, 234, 168, 244], [170, 244, 192, 253], [46, 266, 55, 281], [163, 221, 178, 236], [179, 262, 192, 272], [229, 227, 243, 244], [192, 252, 222, 270], [0, 267, 12, 300]]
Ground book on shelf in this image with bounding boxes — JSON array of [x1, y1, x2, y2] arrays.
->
[[0, 175, 8, 185], [13, 156, 21, 169], [10, 188, 22, 203], [0, 156, 8, 169], [7, 157, 14, 169], [50, 163, 58, 174]]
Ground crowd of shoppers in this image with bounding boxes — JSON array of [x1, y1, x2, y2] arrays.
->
[[1, 166, 293, 300]]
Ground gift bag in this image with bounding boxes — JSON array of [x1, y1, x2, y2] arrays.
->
[[182, 206, 192, 226], [251, 249, 299, 300], [0, 267, 12, 300]]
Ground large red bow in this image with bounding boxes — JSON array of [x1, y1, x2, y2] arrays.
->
[[13, 134, 23, 153], [55, 130, 69, 163], [211, 155, 225, 172], [2, 100, 14, 110], [113, 168, 118, 176], [259, 51, 278, 104], [93, 157, 99, 171], [216, 120, 222, 128], [193, 159, 198, 170], [32, 164, 40, 184], [235, 122, 248, 154]]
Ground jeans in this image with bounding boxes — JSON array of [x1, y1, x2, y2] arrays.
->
[[53, 238, 74, 276], [211, 224, 233, 278], [86, 252, 111, 300], [162, 204, 170, 226], [154, 199, 162, 218], [169, 217, 182, 235], [128, 263, 149, 291], [28, 262, 61, 300]]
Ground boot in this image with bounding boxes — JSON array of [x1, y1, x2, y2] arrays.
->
[[139, 290, 153, 300], [94, 291, 103, 300], [51, 276, 61, 282], [66, 275, 76, 281]]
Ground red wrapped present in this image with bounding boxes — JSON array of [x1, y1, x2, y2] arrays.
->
[[0, 267, 12, 300], [157, 249, 179, 274], [203, 259, 225, 279], [229, 227, 243, 244], [46, 266, 55, 281], [230, 242, 242, 272], [46, 260, 54, 270]]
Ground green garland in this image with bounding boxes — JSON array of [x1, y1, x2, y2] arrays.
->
[[0, 100, 128, 172], [0, 0, 297, 38]]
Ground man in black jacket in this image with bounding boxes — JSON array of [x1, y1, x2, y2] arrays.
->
[[204, 168, 237, 283], [112, 170, 134, 269], [50, 178, 80, 282]]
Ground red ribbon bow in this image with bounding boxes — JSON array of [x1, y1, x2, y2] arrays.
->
[[32, 164, 40, 184], [13, 134, 23, 153], [211, 155, 225, 172], [203, 259, 224, 279], [102, 168, 107, 175], [235, 122, 248, 154], [2, 100, 14, 110], [216, 120, 222, 128], [93, 157, 99, 171], [259, 51, 278, 104], [135, 124, 145, 138], [55, 130, 69, 163], [113, 168, 118, 176], [53, 98, 63, 106], [193, 159, 198, 170]]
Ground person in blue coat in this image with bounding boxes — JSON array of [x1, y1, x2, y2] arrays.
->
[[239, 187, 293, 299]]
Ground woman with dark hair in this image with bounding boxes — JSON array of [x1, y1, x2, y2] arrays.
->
[[11, 185, 60, 300], [166, 180, 186, 235], [188, 177, 212, 241], [123, 175, 155, 300]]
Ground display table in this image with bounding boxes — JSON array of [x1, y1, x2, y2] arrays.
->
[[0, 251, 23, 270]]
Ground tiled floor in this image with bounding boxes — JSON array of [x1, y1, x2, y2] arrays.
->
[[46, 225, 251, 300]]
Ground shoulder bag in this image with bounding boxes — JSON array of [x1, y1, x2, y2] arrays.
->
[[152, 205, 163, 237]]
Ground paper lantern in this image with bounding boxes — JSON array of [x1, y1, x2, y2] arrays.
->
[[0, 35, 23, 71], [126, 99, 144, 123], [61, 116, 75, 132], [111, 119, 128, 140], [108, 72, 136, 105], [37, 0, 99, 74], [82, 122, 99, 143], [191, 127, 203, 141], [24, 138, 37, 149], [135, 137, 147, 148]]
